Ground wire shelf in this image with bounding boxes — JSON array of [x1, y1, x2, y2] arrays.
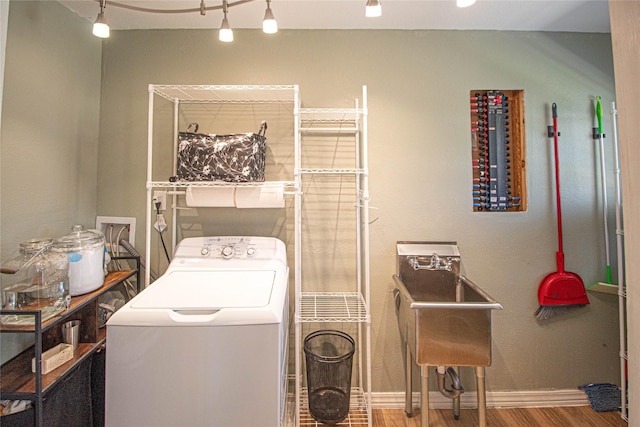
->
[[300, 107, 364, 116], [152, 84, 298, 104], [297, 387, 369, 427], [299, 168, 365, 175], [298, 292, 369, 322], [289, 387, 370, 427], [300, 127, 359, 133], [148, 180, 297, 189]]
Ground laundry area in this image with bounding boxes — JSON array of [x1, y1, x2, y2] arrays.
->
[[1, 1, 638, 426]]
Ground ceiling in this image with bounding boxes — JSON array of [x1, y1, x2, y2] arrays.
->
[[58, 0, 611, 33]]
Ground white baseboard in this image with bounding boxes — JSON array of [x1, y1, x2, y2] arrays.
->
[[370, 389, 589, 409]]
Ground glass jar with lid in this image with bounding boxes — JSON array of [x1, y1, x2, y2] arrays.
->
[[53, 225, 106, 296], [1, 238, 70, 323]]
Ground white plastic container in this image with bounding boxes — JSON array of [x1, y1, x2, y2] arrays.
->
[[53, 225, 106, 296]]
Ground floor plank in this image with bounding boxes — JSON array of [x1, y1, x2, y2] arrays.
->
[[372, 407, 626, 427]]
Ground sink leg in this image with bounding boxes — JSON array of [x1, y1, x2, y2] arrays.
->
[[453, 367, 461, 420], [476, 367, 487, 427], [405, 341, 413, 417], [421, 365, 430, 427]]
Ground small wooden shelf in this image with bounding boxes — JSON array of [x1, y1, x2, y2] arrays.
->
[[0, 264, 139, 426], [587, 282, 620, 295]]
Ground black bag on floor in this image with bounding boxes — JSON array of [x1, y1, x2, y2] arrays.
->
[[174, 121, 267, 182]]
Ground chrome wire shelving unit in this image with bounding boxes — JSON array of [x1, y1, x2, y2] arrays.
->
[[611, 101, 628, 422], [293, 86, 372, 427], [144, 84, 299, 287]]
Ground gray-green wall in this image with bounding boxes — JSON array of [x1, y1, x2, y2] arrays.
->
[[1, 1, 102, 363], [2, 1, 619, 394]]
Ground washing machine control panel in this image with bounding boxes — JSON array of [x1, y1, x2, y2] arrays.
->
[[200, 237, 258, 260], [170, 236, 287, 269]]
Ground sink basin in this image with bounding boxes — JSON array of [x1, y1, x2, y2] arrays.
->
[[393, 242, 502, 367]]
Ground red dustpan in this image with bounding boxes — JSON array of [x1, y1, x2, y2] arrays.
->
[[535, 103, 589, 320], [538, 252, 589, 305]]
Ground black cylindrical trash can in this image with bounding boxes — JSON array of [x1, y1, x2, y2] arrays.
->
[[304, 330, 355, 425]]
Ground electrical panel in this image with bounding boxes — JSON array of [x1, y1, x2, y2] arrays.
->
[[470, 90, 527, 212]]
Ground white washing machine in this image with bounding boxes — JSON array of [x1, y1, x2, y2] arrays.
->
[[105, 236, 289, 427]]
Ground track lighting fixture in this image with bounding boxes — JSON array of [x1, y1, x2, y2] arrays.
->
[[92, 0, 110, 38], [263, 0, 278, 34], [219, 0, 233, 42], [365, 0, 382, 17], [89, 0, 271, 42], [457, 0, 476, 7]]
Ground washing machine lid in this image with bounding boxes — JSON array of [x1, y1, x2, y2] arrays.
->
[[131, 270, 276, 310]]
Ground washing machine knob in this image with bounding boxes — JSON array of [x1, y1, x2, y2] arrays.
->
[[221, 245, 235, 259], [246, 247, 256, 257], [201, 247, 210, 256]]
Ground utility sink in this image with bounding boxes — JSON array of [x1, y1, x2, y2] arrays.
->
[[393, 241, 502, 427], [393, 242, 502, 366]]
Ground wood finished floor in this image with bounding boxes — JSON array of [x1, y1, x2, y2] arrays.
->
[[371, 407, 626, 427]]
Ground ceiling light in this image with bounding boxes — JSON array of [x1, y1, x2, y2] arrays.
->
[[263, 0, 278, 34], [92, 0, 110, 38], [457, 0, 476, 7], [365, 0, 382, 17], [219, 0, 233, 42]]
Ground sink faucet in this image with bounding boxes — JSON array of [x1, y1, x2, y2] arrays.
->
[[408, 254, 453, 271]]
